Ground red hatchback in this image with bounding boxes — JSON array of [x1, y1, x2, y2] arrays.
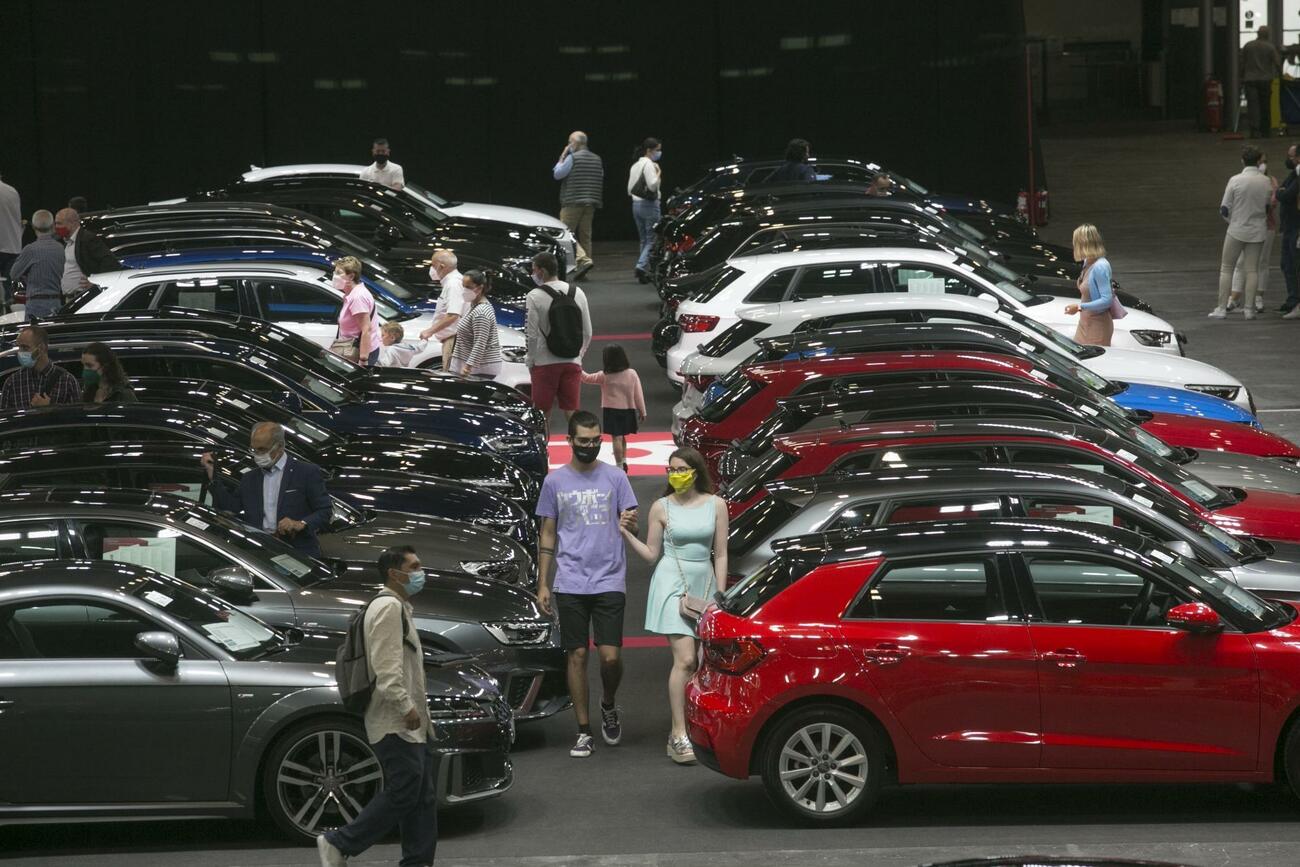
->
[[687, 519, 1300, 824]]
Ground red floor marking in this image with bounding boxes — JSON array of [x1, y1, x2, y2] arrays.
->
[[589, 636, 670, 649], [548, 433, 677, 476], [591, 332, 652, 341]]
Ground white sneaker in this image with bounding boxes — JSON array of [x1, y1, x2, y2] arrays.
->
[[1256, 296, 1266, 311], [1207, 307, 1228, 319], [667, 735, 697, 765], [317, 834, 347, 867], [1284, 306, 1300, 319], [1244, 309, 1257, 320], [570, 732, 594, 758]]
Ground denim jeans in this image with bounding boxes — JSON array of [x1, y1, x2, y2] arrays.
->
[[1281, 229, 1299, 309], [326, 734, 438, 867], [632, 198, 661, 271]]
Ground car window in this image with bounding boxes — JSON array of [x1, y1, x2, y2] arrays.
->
[[122, 468, 210, 503], [1022, 496, 1149, 534], [251, 279, 342, 325], [1022, 554, 1185, 627], [1003, 446, 1121, 480], [162, 358, 283, 395], [828, 501, 879, 531], [76, 520, 238, 587], [153, 278, 241, 315], [118, 284, 160, 310], [0, 601, 156, 659], [882, 496, 1007, 525], [727, 496, 801, 557], [800, 311, 914, 331], [847, 556, 1007, 621], [0, 522, 62, 566], [742, 268, 796, 303], [878, 262, 986, 298], [699, 320, 768, 359], [875, 445, 994, 468], [790, 263, 877, 301]]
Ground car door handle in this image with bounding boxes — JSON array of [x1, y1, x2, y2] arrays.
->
[[862, 642, 910, 666], [1043, 648, 1086, 669]]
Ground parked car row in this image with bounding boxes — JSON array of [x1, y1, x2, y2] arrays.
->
[[655, 156, 1300, 826]]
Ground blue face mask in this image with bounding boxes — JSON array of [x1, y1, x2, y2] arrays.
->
[[403, 569, 426, 596], [17, 351, 35, 368], [651, 150, 662, 162]]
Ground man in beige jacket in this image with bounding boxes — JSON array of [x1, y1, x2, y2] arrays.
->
[[319, 545, 436, 867]]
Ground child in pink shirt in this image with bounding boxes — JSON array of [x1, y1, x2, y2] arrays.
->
[[581, 344, 647, 472]]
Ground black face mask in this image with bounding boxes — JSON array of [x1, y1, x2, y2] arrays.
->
[[1287, 158, 1296, 170], [374, 154, 389, 166], [571, 444, 600, 464]]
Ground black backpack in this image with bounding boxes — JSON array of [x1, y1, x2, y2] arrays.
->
[[539, 284, 584, 358], [335, 595, 413, 715]]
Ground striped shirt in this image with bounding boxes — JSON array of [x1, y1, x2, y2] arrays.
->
[[555, 149, 604, 207], [10, 237, 66, 301], [450, 302, 502, 373]]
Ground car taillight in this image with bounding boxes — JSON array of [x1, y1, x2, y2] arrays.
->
[[678, 314, 719, 333], [678, 234, 696, 252], [703, 638, 765, 675], [685, 374, 715, 391]]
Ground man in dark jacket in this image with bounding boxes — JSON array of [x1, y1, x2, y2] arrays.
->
[[1279, 143, 1300, 317], [200, 421, 332, 557], [53, 207, 122, 295]]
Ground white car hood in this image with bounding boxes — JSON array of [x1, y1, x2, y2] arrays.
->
[[1080, 346, 1243, 389], [442, 202, 566, 232]]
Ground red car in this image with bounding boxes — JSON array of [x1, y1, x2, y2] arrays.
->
[[687, 519, 1300, 824], [682, 352, 1300, 467], [720, 418, 1300, 544]]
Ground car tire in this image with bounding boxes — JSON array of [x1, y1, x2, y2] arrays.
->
[[1283, 718, 1300, 801], [759, 705, 882, 826], [261, 716, 384, 845]]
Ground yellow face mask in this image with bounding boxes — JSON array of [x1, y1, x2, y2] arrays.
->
[[667, 468, 696, 493]]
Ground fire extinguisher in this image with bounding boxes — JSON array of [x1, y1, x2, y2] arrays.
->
[[1203, 77, 1223, 133], [1035, 188, 1050, 226], [1016, 189, 1029, 222]]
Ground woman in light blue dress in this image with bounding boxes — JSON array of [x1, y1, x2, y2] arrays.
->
[[621, 447, 729, 765]]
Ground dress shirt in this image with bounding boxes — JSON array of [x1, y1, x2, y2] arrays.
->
[[0, 180, 20, 255], [10, 237, 66, 300], [261, 452, 288, 533], [432, 268, 466, 339], [360, 161, 405, 190], [61, 228, 85, 294], [1221, 165, 1275, 243]]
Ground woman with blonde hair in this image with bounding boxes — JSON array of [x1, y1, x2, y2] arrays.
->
[[1063, 223, 1118, 346]]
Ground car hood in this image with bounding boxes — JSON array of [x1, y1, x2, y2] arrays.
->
[[316, 438, 534, 502], [319, 509, 523, 571], [1188, 453, 1300, 495], [1082, 347, 1244, 392], [297, 569, 544, 624], [1117, 382, 1256, 426], [1229, 540, 1300, 598], [361, 368, 537, 425], [1138, 413, 1298, 458], [443, 201, 567, 232], [1210, 489, 1300, 543], [336, 395, 531, 441]]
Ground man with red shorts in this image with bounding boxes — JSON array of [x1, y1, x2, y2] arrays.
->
[[525, 251, 593, 424]]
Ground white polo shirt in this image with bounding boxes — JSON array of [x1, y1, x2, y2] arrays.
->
[[360, 161, 405, 190]]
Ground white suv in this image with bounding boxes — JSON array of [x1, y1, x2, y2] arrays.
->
[[78, 262, 528, 389], [665, 243, 1181, 384]]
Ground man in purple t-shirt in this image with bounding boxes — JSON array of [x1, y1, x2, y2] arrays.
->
[[536, 410, 639, 758]]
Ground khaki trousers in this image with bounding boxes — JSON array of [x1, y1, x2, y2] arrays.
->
[[559, 204, 595, 268], [1218, 234, 1264, 310]]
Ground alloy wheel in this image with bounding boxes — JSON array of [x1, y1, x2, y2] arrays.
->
[[777, 722, 868, 814], [274, 728, 383, 836]]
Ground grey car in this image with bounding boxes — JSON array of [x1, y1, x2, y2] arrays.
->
[[0, 559, 513, 843], [728, 463, 1300, 599], [0, 488, 569, 721]]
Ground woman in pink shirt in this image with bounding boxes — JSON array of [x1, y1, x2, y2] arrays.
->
[[333, 256, 382, 366], [581, 344, 646, 472]]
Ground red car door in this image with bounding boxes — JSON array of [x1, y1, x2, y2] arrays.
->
[[1016, 552, 1260, 772], [838, 552, 1041, 769]]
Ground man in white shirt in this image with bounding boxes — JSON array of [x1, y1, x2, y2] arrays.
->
[[0, 175, 21, 292], [360, 138, 405, 191], [1213, 146, 1275, 320], [418, 249, 466, 368]]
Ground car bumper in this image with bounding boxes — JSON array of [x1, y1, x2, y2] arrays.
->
[[685, 674, 754, 780], [435, 697, 515, 806]]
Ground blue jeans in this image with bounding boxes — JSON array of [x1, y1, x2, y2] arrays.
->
[[326, 734, 438, 867], [1281, 228, 1299, 309], [632, 198, 661, 271]]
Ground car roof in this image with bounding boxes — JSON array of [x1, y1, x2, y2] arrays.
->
[[701, 156, 883, 174], [773, 417, 1108, 450], [730, 242, 959, 270], [0, 558, 173, 594], [773, 379, 1089, 416], [767, 463, 1133, 503], [242, 163, 367, 183], [3, 309, 294, 342], [757, 321, 1024, 353], [0, 439, 241, 474], [0, 485, 217, 516], [740, 293, 997, 323], [745, 349, 1034, 382], [89, 201, 318, 222], [0, 402, 247, 436], [772, 517, 1159, 567], [96, 261, 328, 281]]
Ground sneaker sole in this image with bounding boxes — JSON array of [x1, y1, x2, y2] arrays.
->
[[570, 749, 592, 757], [670, 751, 697, 764], [601, 731, 621, 746]]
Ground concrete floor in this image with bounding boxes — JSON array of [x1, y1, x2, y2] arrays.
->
[[5, 129, 1300, 865]]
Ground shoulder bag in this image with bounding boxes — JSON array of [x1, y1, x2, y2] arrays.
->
[[631, 161, 658, 201], [330, 327, 361, 361], [666, 497, 714, 623]]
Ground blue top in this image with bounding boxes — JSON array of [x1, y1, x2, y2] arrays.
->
[[1079, 257, 1113, 312], [552, 154, 573, 180]]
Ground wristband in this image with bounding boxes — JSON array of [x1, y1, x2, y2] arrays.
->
[[539, 546, 555, 556]]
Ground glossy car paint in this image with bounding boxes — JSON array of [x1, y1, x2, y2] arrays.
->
[[687, 521, 1300, 794]]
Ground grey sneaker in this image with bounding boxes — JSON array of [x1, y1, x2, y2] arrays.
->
[[1208, 307, 1228, 319], [317, 834, 347, 866], [570, 732, 594, 758], [667, 735, 697, 765], [1244, 309, 1257, 321], [1284, 306, 1300, 319], [600, 702, 622, 745]]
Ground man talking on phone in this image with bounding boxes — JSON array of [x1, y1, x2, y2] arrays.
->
[[535, 410, 638, 758]]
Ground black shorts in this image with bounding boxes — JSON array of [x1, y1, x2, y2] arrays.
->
[[555, 591, 626, 650], [603, 408, 639, 437]]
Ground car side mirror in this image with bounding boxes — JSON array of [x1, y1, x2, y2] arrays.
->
[[1166, 540, 1196, 560], [135, 631, 182, 668], [974, 293, 1001, 310], [1165, 601, 1222, 634], [209, 566, 256, 602]]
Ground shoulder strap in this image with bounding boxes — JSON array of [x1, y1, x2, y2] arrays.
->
[[538, 284, 561, 301]]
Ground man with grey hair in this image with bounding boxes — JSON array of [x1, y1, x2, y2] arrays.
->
[[553, 130, 603, 279], [200, 420, 332, 556], [53, 206, 122, 295], [418, 248, 466, 368], [9, 210, 66, 320]]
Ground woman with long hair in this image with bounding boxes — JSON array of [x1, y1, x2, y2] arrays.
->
[[80, 341, 137, 404], [621, 447, 729, 764], [628, 137, 662, 283], [1063, 223, 1117, 346]]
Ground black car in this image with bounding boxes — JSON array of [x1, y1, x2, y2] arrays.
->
[[0, 490, 568, 722], [0, 558, 514, 842], [182, 176, 561, 294]]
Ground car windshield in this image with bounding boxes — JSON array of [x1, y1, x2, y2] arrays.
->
[[250, 351, 357, 405], [398, 178, 452, 209], [887, 170, 928, 196], [180, 505, 335, 588], [954, 254, 1039, 305], [935, 212, 988, 244], [1002, 306, 1105, 359], [1122, 448, 1235, 510], [718, 555, 809, 618], [130, 573, 283, 659], [1145, 545, 1293, 631]]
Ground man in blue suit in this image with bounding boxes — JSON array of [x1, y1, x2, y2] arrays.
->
[[200, 421, 332, 557]]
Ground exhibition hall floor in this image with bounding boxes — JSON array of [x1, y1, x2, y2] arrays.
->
[[4, 128, 1300, 866]]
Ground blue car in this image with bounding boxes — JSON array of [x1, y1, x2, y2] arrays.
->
[[1109, 381, 1260, 428], [117, 247, 526, 330]]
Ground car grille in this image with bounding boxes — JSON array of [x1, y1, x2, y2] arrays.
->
[[507, 673, 541, 713], [459, 752, 508, 793]]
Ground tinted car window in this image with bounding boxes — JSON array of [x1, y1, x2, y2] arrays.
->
[[0, 522, 62, 566], [1, 601, 154, 659], [154, 279, 241, 315], [882, 496, 1007, 524], [698, 377, 764, 424], [743, 268, 796, 303], [252, 279, 341, 325], [790, 263, 876, 300], [1023, 554, 1179, 627], [728, 496, 801, 557], [118, 284, 160, 310], [848, 557, 1006, 621], [699, 320, 768, 359], [718, 556, 806, 618], [1003, 446, 1118, 479], [688, 266, 744, 303], [162, 358, 287, 395], [875, 445, 994, 468], [878, 263, 984, 297], [723, 450, 798, 504], [828, 501, 879, 530]]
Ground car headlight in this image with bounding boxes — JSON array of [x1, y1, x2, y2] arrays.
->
[[501, 345, 527, 363], [1184, 384, 1241, 402], [1129, 329, 1173, 347], [459, 558, 522, 583], [483, 620, 553, 646], [482, 433, 536, 454], [427, 694, 493, 721], [537, 226, 566, 239]]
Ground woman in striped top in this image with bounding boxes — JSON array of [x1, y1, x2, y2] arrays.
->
[[449, 270, 502, 381]]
